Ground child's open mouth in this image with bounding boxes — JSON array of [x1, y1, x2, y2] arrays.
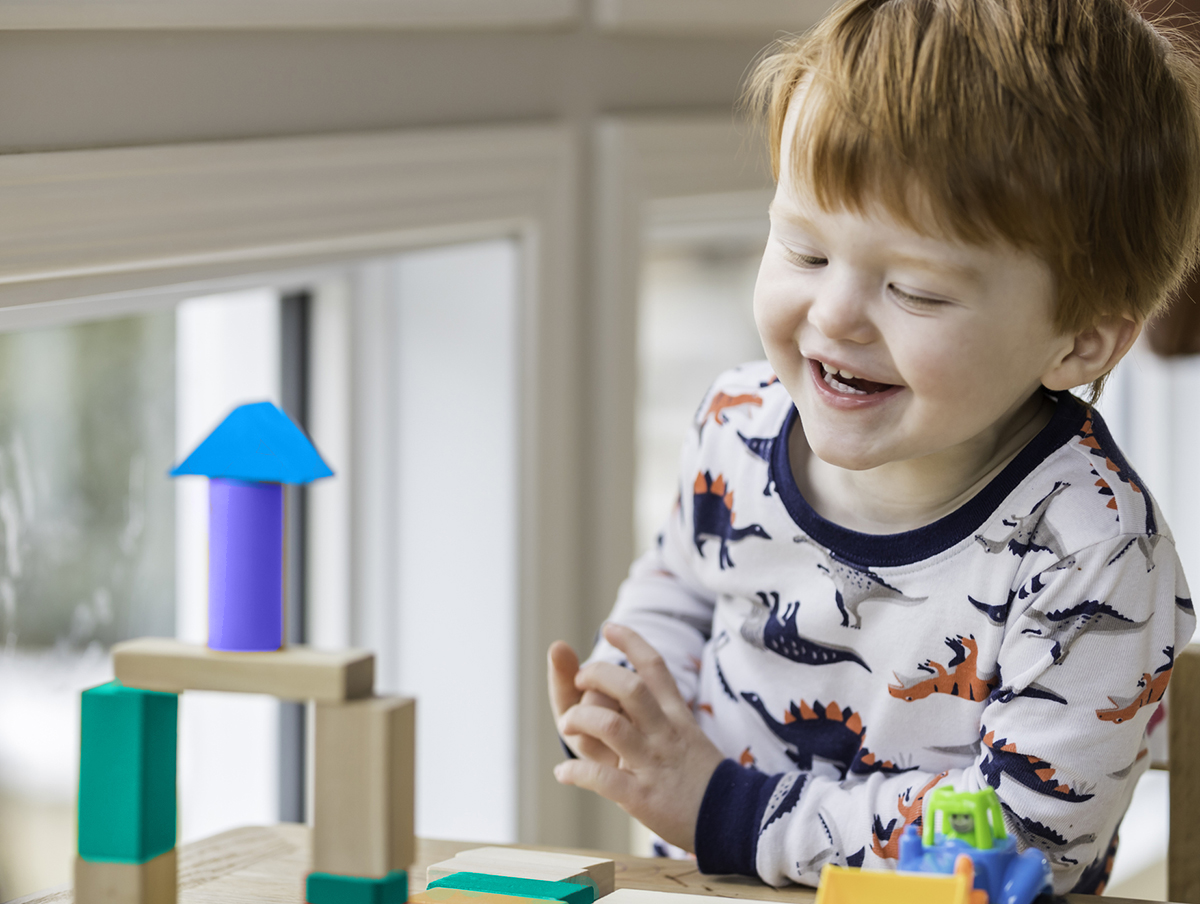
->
[[817, 361, 895, 395]]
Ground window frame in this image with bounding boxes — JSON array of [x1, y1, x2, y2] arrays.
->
[[592, 0, 828, 36], [0, 0, 576, 30], [0, 121, 581, 845], [586, 113, 773, 636]]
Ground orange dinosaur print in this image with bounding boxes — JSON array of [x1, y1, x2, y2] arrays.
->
[[697, 703, 714, 716], [1079, 414, 1143, 509], [888, 636, 998, 702], [870, 772, 947, 860], [739, 747, 756, 767], [1097, 647, 1175, 723], [700, 392, 762, 432]]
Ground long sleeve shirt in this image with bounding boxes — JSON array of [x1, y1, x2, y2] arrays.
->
[[588, 361, 1194, 894]]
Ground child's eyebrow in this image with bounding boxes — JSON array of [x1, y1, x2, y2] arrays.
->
[[768, 202, 984, 285]]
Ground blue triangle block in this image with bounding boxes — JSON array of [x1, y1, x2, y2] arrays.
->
[[170, 401, 333, 484]]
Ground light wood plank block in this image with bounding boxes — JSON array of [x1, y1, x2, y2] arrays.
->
[[603, 892, 775, 904], [112, 638, 374, 702], [428, 849, 615, 897], [75, 849, 177, 904], [413, 890, 550, 904], [1170, 644, 1200, 903], [313, 696, 416, 878]]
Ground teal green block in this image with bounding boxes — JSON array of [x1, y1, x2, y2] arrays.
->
[[306, 869, 408, 904], [78, 680, 178, 863], [429, 874, 594, 904]]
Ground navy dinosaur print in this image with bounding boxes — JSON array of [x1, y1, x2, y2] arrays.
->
[[980, 730, 1095, 802], [737, 432, 778, 496], [1000, 802, 1097, 866], [760, 772, 807, 834], [1178, 596, 1195, 614], [798, 809, 865, 877], [975, 481, 1070, 559], [692, 471, 770, 569], [742, 692, 864, 778], [741, 591, 871, 671], [989, 682, 1068, 706], [849, 746, 918, 776], [1020, 599, 1149, 664], [798, 539, 926, 628], [968, 592, 1016, 626]]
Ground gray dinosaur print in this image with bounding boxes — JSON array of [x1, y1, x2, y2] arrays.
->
[[798, 539, 927, 629], [1019, 599, 1150, 664], [1001, 802, 1097, 867], [975, 482, 1070, 559]]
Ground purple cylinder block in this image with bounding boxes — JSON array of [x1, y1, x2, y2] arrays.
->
[[208, 477, 284, 652]]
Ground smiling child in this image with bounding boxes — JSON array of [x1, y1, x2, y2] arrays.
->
[[548, 0, 1200, 894]]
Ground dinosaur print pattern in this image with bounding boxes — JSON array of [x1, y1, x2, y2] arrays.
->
[[741, 693, 866, 777], [1096, 646, 1174, 723], [979, 730, 1095, 801], [870, 773, 947, 860], [583, 364, 1191, 892], [692, 471, 771, 568], [741, 592, 871, 671], [699, 391, 762, 436], [975, 481, 1070, 558], [888, 636, 998, 702], [799, 539, 927, 628], [1020, 599, 1150, 664], [737, 432, 778, 495]]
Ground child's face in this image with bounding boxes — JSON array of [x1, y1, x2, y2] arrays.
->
[[754, 99, 1076, 474]]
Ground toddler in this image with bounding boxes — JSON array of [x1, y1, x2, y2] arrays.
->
[[549, 0, 1200, 894]]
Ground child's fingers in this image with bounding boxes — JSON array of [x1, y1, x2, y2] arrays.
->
[[574, 661, 665, 730], [566, 731, 621, 767], [558, 701, 648, 763], [547, 641, 583, 719], [553, 756, 637, 804], [599, 623, 690, 717]]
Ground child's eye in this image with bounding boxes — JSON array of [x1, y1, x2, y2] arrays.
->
[[784, 248, 827, 268], [889, 284, 944, 308]]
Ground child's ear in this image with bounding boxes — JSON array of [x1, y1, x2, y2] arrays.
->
[[1041, 314, 1142, 392]]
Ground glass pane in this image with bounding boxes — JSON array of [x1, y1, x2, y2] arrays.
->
[[0, 312, 175, 901], [391, 239, 520, 843], [636, 218, 767, 556]]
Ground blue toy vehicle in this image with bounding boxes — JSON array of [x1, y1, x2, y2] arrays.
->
[[898, 787, 1053, 904]]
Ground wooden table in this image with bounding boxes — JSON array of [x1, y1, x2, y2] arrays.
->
[[11, 824, 1164, 904]]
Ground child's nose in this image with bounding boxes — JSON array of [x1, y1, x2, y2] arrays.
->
[[807, 280, 874, 343]]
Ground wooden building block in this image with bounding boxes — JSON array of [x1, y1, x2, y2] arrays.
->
[[429, 873, 594, 904], [313, 696, 415, 878], [306, 869, 407, 904], [1170, 643, 1200, 903], [75, 848, 177, 904], [429, 849, 614, 898], [78, 682, 177, 863], [412, 889, 557, 904], [427, 860, 595, 894], [113, 637, 374, 702], [600, 892, 772, 904]]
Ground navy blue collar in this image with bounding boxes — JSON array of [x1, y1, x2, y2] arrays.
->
[[771, 392, 1091, 567]]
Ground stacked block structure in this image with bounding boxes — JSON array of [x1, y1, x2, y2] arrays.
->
[[416, 851, 617, 904], [75, 402, 416, 904]]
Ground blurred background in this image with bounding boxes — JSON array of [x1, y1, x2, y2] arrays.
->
[[0, 3, 1191, 902]]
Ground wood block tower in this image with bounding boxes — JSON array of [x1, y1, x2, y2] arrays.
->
[[75, 401, 417, 904]]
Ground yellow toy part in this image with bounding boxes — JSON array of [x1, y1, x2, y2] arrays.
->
[[815, 854, 988, 904]]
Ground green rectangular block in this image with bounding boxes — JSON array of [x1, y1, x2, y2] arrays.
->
[[429, 873, 594, 904], [78, 680, 178, 863], [307, 869, 408, 904]]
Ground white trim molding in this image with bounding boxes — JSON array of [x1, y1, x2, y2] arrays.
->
[[593, 0, 830, 36], [0, 0, 576, 30], [0, 121, 581, 847]]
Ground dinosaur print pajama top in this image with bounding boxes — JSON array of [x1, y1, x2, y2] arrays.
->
[[587, 361, 1194, 895]]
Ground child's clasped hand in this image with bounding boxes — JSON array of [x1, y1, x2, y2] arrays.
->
[[548, 623, 724, 852]]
